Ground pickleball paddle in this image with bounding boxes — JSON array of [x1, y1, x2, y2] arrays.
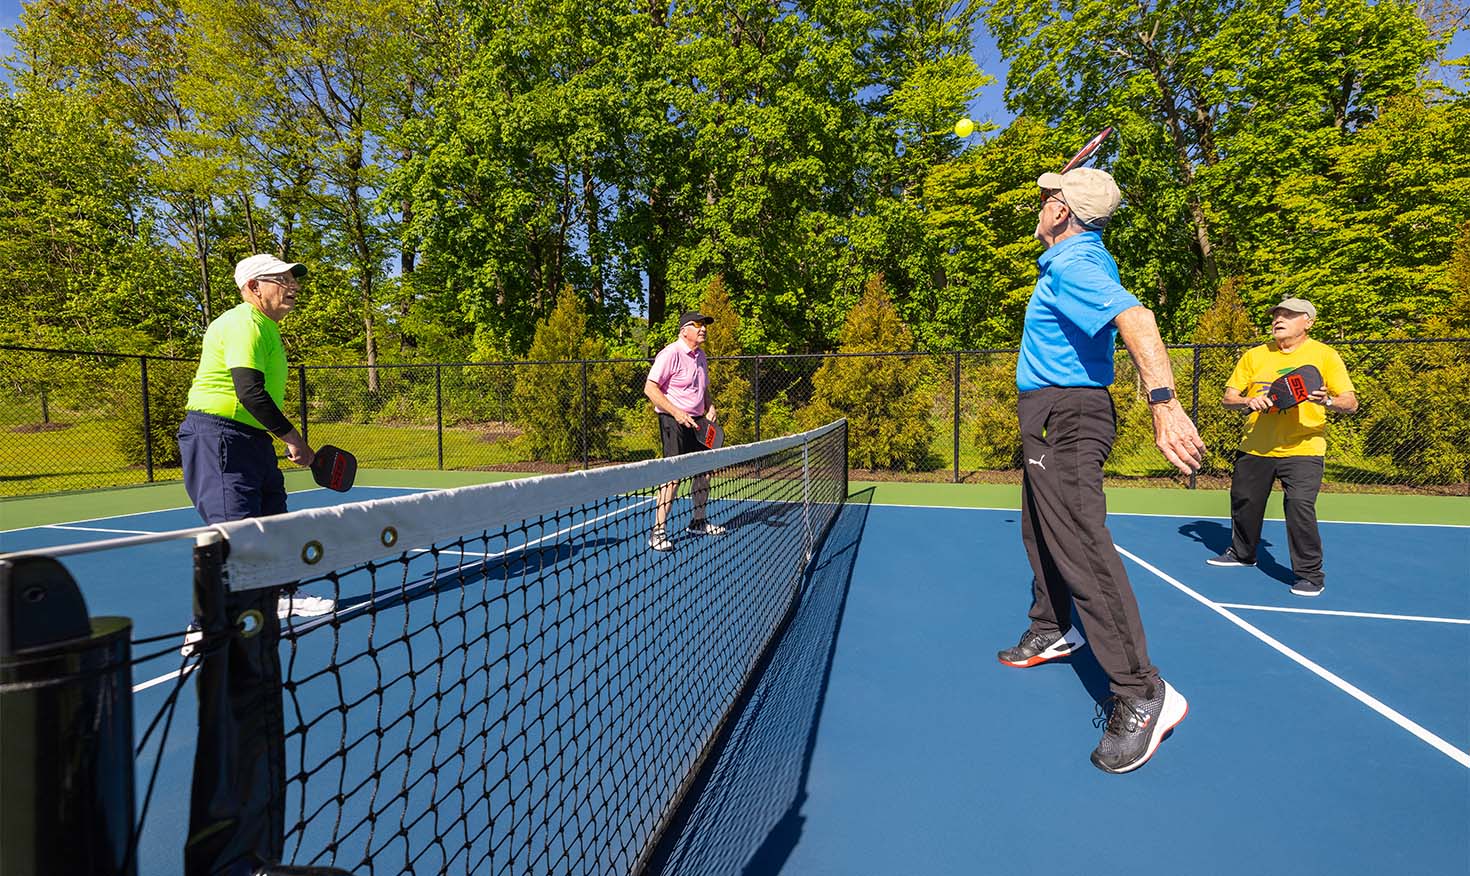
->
[[694, 416, 723, 450], [311, 444, 357, 491], [1266, 364, 1324, 412]]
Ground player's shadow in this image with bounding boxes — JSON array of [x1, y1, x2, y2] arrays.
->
[[641, 488, 874, 876], [1178, 520, 1296, 586]]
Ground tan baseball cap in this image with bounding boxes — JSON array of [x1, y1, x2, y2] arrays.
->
[[234, 253, 307, 289], [1271, 297, 1317, 318], [1036, 167, 1122, 229]]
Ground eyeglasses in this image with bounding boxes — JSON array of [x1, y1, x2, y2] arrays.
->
[[1040, 193, 1068, 209], [256, 275, 301, 291]]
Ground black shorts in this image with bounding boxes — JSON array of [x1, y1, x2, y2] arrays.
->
[[658, 412, 705, 457]]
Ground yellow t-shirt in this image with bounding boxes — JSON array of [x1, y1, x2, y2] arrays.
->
[[1227, 338, 1354, 458]]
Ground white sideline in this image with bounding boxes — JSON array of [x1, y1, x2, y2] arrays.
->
[[1115, 544, 1470, 770], [1216, 603, 1470, 625]]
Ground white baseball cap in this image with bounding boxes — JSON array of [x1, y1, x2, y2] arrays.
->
[[1036, 167, 1122, 229], [234, 253, 307, 289]]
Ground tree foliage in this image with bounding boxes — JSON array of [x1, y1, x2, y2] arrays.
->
[[805, 275, 937, 470], [511, 289, 620, 463], [0, 0, 1464, 368]]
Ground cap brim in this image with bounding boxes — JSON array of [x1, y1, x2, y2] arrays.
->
[[287, 262, 307, 278], [1037, 172, 1065, 189]]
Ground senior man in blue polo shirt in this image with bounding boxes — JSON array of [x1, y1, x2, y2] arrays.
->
[[995, 167, 1205, 773]]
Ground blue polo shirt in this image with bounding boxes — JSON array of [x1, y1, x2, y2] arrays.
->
[[1016, 231, 1141, 392]]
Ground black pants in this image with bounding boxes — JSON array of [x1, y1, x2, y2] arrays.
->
[[1018, 387, 1159, 701], [1229, 453, 1325, 587]]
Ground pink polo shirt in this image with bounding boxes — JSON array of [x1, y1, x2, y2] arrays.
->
[[647, 339, 708, 416]]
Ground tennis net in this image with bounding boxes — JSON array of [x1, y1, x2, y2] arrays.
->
[[41, 418, 846, 875]]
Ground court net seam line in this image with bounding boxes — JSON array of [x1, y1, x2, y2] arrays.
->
[[1215, 603, 1470, 625], [1116, 544, 1470, 770]]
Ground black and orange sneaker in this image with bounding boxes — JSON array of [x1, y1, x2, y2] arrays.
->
[[997, 627, 1087, 668], [1090, 679, 1188, 774]]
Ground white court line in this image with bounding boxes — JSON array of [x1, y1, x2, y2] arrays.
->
[[1217, 603, 1470, 625], [44, 524, 159, 536], [863, 501, 1470, 528], [134, 666, 192, 693], [1115, 544, 1470, 769], [0, 484, 434, 537]]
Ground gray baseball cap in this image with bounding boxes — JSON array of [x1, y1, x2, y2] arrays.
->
[[1271, 297, 1317, 318]]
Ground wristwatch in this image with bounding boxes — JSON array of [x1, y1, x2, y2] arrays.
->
[[1324, 395, 1334, 409], [1147, 387, 1175, 405]]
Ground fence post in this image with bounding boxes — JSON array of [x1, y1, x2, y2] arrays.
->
[[297, 366, 309, 445], [140, 358, 153, 482], [753, 356, 762, 443], [953, 352, 961, 484], [435, 365, 444, 471], [581, 361, 589, 470], [1189, 345, 1201, 490]]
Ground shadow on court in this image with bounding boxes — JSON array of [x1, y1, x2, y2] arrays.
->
[[643, 488, 874, 876], [1178, 519, 1295, 586]]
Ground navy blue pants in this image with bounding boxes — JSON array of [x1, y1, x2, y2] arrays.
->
[[177, 411, 287, 525]]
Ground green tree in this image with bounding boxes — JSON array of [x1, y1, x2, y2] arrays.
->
[[0, 89, 192, 344], [804, 275, 937, 470], [512, 289, 620, 463]]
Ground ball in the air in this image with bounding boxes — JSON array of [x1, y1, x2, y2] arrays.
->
[[954, 118, 975, 138]]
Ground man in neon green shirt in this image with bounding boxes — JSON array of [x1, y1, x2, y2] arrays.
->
[[177, 254, 332, 627], [1207, 298, 1358, 597]]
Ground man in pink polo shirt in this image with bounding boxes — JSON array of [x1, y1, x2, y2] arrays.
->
[[644, 310, 726, 551]]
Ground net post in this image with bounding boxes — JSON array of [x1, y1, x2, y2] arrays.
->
[[298, 366, 309, 445], [0, 555, 136, 876], [1189, 345, 1201, 490], [581, 361, 590, 470], [435, 364, 444, 470], [141, 357, 154, 482], [185, 531, 287, 876], [952, 352, 960, 483], [753, 355, 762, 442]]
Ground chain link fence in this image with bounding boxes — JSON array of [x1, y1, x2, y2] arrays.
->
[[3, 340, 1467, 498]]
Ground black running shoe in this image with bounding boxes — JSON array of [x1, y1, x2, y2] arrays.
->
[[1206, 549, 1256, 567], [1290, 579, 1325, 597], [997, 627, 1087, 668], [1090, 679, 1188, 774]]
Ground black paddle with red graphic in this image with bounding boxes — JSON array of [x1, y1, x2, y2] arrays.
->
[[311, 444, 357, 491], [693, 416, 724, 450], [1266, 365, 1324, 412]]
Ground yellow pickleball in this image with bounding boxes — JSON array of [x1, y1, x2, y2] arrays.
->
[[954, 118, 975, 138]]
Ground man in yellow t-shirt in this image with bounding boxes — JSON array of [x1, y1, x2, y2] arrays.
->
[[1207, 298, 1357, 597]]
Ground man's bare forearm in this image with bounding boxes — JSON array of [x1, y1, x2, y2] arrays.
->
[[1114, 306, 1176, 389]]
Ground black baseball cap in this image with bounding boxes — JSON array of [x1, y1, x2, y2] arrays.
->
[[679, 311, 714, 328]]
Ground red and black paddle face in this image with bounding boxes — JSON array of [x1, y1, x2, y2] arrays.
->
[[694, 416, 724, 450], [1266, 364, 1324, 412], [311, 444, 357, 491]]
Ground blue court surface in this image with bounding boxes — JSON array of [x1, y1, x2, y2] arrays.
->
[[2, 487, 1467, 874]]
